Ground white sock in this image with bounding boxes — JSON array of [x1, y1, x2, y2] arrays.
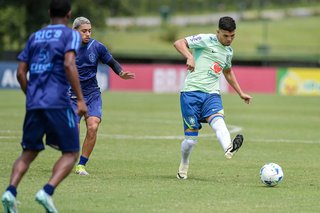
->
[[209, 116, 231, 151], [181, 138, 197, 164]]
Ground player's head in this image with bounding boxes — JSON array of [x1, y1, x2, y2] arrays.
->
[[49, 0, 71, 19], [73, 17, 91, 45], [216, 16, 236, 46]]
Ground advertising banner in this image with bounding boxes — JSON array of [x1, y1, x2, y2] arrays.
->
[[109, 64, 230, 93], [277, 68, 320, 96], [228, 66, 277, 93], [0, 62, 109, 91]]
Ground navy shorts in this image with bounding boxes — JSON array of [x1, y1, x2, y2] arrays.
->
[[21, 108, 80, 152], [71, 95, 102, 123], [180, 91, 224, 130]]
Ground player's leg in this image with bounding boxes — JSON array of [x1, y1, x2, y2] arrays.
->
[[35, 151, 78, 213], [35, 108, 80, 213], [76, 116, 100, 175], [178, 129, 199, 179], [2, 149, 39, 213], [203, 94, 243, 159], [207, 114, 243, 159], [177, 91, 204, 179], [76, 96, 102, 175], [2, 110, 45, 213]]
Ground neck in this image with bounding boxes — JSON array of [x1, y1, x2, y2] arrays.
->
[[51, 17, 68, 26]]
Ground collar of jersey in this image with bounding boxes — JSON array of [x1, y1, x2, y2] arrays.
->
[[47, 24, 66, 28]]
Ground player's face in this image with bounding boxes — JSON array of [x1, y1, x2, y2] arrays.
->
[[77, 24, 92, 45], [216, 29, 235, 46]]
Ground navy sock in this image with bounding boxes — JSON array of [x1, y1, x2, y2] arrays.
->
[[6, 185, 17, 197], [78, 155, 89, 166], [43, 184, 55, 196]]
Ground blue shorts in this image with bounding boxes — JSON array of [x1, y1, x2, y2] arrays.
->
[[21, 109, 80, 152], [180, 91, 224, 130], [71, 95, 102, 123]]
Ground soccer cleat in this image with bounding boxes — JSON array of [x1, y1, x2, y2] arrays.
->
[[35, 189, 58, 213], [75, 164, 89, 175], [225, 134, 244, 159], [2, 191, 18, 213], [177, 162, 189, 179]]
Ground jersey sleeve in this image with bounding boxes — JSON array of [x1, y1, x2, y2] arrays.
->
[[64, 30, 81, 54], [17, 35, 33, 63], [98, 42, 112, 64], [185, 34, 213, 49]]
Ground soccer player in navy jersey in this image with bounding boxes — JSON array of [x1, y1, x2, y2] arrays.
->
[[70, 17, 135, 175], [1, 0, 87, 212]]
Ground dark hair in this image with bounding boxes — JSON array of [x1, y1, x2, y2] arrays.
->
[[219, 16, 236, 32], [50, 0, 71, 18]]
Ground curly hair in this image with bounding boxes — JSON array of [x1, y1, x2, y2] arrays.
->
[[50, 0, 71, 18]]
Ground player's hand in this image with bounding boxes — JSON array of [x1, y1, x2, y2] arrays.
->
[[119, 71, 135, 79], [186, 57, 195, 72], [76, 100, 88, 117], [240, 93, 252, 105]]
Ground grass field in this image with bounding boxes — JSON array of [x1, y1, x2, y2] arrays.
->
[[95, 16, 320, 61], [0, 90, 319, 213]]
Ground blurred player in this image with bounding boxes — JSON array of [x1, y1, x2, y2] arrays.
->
[[173, 16, 252, 179], [71, 17, 135, 175], [1, 0, 87, 212]]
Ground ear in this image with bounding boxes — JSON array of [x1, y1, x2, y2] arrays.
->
[[216, 29, 219, 34], [48, 10, 51, 18], [66, 11, 71, 20]]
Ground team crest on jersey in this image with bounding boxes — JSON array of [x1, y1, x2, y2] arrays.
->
[[89, 52, 96, 62], [188, 116, 196, 126], [226, 54, 231, 64], [210, 62, 222, 74]]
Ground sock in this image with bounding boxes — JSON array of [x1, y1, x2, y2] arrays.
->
[[43, 184, 55, 196], [209, 115, 231, 151], [181, 132, 198, 164], [6, 185, 17, 197], [78, 155, 88, 166]]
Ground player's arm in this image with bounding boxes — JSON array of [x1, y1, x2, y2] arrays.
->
[[64, 50, 88, 116], [223, 68, 252, 105], [106, 58, 135, 79], [16, 61, 29, 95], [173, 39, 195, 72]]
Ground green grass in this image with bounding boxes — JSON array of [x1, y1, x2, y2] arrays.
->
[[0, 90, 320, 213], [94, 16, 320, 61]]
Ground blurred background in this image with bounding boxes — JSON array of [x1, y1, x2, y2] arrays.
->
[[0, 0, 320, 95]]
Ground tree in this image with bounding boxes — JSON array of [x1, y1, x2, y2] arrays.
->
[[0, 0, 133, 59]]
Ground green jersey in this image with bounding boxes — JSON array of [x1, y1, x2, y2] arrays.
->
[[182, 34, 233, 94]]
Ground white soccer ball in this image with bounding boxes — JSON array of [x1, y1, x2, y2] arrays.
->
[[260, 163, 284, 186]]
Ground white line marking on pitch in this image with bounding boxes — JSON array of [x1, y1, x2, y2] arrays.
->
[[1, 125, 320, 143]]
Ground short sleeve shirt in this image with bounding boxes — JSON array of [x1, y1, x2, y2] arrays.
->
[[70, 38, 112, 97], [182, 34, 234, 94], [18, 24, 81, 110]]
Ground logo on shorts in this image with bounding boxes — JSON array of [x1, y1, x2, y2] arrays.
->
[[89, 52, 96, 62], [188, 116, 196, 126]]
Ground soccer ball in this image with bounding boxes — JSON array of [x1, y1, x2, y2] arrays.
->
[[260, 163, 283, 187]]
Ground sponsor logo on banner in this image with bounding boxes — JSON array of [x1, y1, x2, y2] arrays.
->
[[153, 68, 187, 93], [278, 68, 320, 96]]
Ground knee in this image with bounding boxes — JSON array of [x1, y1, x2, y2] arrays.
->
[[87, 122, 99, 133], [186, 138, 197, 147]]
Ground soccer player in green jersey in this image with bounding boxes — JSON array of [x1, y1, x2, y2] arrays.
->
[[173, 16, 252, 179]]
